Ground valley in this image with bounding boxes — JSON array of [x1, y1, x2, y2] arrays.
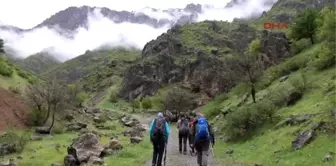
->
[[0, 0, 335, 166]]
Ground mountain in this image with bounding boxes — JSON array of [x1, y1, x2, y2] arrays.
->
[[0, 3, 204, 34], [15, 52, 60, 74]]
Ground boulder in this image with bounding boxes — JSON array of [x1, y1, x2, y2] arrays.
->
[[276, 114, 313, 128], [64, 114, 74, 121], [292, 130, 315, 150], [64, 155, 77, 166], [0, 143, 16, 156], [130, 136, 143, 144], [88, 156, 104, 165], [66, 122, 87, 132], [107, 139, 123, 150], [0, 159, 15, 166], [35, 126, 50, 134], [279, 75, 289, 82], [67, 133, 104, 163], [323, 152, 335, 162]]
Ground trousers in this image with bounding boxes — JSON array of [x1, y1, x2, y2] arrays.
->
[[152, 138, 166, 166], [195, 140, 210, 166], [178, 132, 188, 153]]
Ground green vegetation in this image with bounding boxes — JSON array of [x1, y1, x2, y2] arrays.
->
[[201, 5, 336, 165], [16, 52, 60, 74], [0, 119, 152, 166], [290, 8, 318, 44]]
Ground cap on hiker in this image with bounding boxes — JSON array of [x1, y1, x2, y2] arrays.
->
[[157, 112, 164, 118], [197, 113, 204, 118]]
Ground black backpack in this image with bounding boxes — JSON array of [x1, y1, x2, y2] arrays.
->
[[152, 117, 166, 140], [179, 119, 189, 135]]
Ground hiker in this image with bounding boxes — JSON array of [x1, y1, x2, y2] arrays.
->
[[188, 115, 196, 155], [192, 113, 215, 166], [177, 114, 189, 154], [149, 112, 170, 166]]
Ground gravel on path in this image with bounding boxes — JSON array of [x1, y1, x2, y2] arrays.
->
[[144, 126, 218, 166]]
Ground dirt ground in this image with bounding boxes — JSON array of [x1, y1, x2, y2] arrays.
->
[[0, 88, 28, 131], [144, 125, 217, 166]]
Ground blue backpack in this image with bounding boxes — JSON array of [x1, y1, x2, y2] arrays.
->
[[195, 117, 211, 142]]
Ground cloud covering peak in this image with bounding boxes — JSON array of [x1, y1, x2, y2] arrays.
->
[[0, 0, 277, 61]]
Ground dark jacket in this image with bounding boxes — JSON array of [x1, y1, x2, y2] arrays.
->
[[192, 117, 215, 145]]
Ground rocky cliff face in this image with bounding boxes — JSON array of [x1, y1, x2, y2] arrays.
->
[[119, 23, 291, 101]]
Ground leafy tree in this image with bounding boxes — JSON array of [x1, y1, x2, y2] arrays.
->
[[290, 8, 318, 44], [163, 87, 196, 119], [316, 6, 335, 44], [76, 92, 88, 107], [0, 38, 4, 53]]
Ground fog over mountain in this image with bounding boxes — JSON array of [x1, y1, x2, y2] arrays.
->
[[0, 0, 277, 61]]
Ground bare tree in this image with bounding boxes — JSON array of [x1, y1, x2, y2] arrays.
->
[[46, 80, 66, 132], [233, 39, 263, 103], [24, 79, 68, 132]]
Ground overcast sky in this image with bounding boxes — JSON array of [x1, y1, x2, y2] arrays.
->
[[0, 0, 231, 29]]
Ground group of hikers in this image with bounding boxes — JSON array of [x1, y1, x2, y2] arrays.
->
[[149, 112, 215, 166]]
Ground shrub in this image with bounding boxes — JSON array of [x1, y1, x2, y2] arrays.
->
[[142, 98, 153, 110], [290, 38, 312, 54], [289, 72, 310, 93], [0, 60, 13, 77], [76, 92, 88, 107], [313, 46, 335, 70], [9, 85, 20, 94], [51, 123, 65, 134], [0, 130, 30, 153], [203, 104, 222, 119], [109, 90, 118, 103], [224, 100, 276, 140], [268, 84, 291, 107], [27, 109, 47, 126]]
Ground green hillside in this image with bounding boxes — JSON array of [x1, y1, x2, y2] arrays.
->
[[15, 52, 60, 74], [0, 55, 37, 91], [199, 5, 336, 166]]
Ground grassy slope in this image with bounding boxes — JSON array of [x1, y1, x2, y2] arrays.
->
[[0, 56, 36, 91], [0, 109, 153, 166], [41, 48, 140, 84], [16, 52, 60, 74], [202, 44, 335, 166]]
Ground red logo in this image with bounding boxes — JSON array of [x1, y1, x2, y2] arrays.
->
[[264, 22, 288, 29]]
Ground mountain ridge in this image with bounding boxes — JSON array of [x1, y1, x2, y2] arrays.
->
[[0, 3, 205, 34]]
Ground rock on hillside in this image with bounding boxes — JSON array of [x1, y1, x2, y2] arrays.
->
[[119, 22, 291, 100], [0, 88, 28, 131]]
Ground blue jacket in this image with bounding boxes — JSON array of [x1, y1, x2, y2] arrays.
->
[[149, 119, 170, 142]]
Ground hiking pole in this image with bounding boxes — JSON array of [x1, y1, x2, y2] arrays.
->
[[163, 141, 167, 166]]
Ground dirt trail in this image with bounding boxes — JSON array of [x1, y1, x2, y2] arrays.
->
[[144, 125, 218, 166]]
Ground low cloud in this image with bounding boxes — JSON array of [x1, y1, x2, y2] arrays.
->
[[0, 0, 277, 61]]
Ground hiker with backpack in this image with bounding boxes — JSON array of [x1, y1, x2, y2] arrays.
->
[[177, 114, 190, 154], [149, 112, 170, 166], [192, 113, 215, 166], [188, 115, 196, 155]]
